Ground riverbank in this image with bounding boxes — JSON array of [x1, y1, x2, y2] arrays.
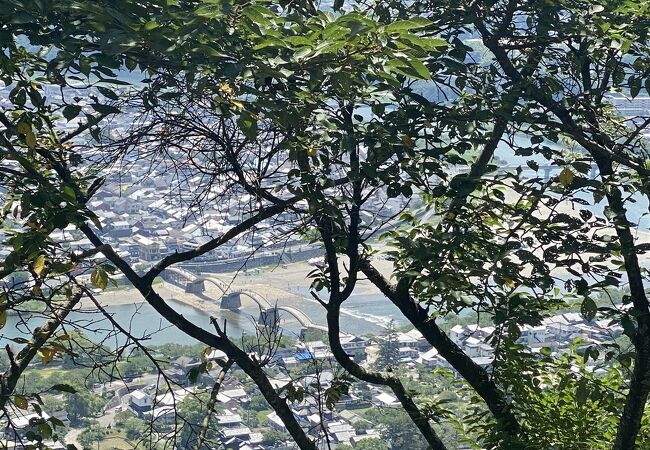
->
[[79, 190, 650, 334], [81, 256, 391, 311]]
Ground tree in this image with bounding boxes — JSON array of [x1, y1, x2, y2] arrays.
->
[[122, 416, 147, 442], [374, 320, 400, 370], [249, 394, 269, 412], [365, 408, 428, 450], [176, 390, 224, 450], [353, 421, 372, 435], [262, 429, 287, 446], [355, 438, 390, 450], [66, 392, 105, 426], [2, 1, 650, 449], [78, 421, 104, 449]]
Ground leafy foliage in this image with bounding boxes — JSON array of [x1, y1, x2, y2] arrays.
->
[[2, 0, 650, 448]]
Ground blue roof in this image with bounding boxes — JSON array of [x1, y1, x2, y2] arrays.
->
[[295, 352, 314, 361]]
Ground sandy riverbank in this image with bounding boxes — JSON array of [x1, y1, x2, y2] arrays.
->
[[79, 257, 390, 311], [81, 189, 650, 313]]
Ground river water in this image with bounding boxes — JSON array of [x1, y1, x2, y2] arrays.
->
[[0, 289, 408, 347], [1, 139, 648, 347]]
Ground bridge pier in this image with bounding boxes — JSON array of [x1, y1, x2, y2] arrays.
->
[[221, 292, 242, 309], [300, 327, 327, 341], [543, 167, 552, 181], [185, 279, 205, 294], [258, 308, 280, 329]]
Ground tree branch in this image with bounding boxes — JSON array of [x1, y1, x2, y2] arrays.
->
[[359, 259, 522, 438]]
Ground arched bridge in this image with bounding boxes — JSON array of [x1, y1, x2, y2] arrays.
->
[[451, 163, 599, 181], [162, 267, 327, 332], [258, 305, 328, 332]]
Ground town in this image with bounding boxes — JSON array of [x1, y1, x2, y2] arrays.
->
[[1, 19, 649, 449], [2, 301, 623, 449]]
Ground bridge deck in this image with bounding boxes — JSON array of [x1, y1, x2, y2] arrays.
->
[[164, 268, 326, 330]]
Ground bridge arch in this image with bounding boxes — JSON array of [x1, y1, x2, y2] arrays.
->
[[202, 277, 227, 295], [163, 268, 326, 330], [273, 306, 327, 331]]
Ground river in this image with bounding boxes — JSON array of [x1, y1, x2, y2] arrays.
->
[[1, 138, 648, 346]]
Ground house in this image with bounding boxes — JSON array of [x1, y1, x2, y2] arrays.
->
[[351, 432, 383, 447], [449, 325, 468, 346], [108, 220, 131, 238], [395, 332, 419, 349], [143, 406, 176, 426], [398, 347, 418, 360], [546, 322, 579, 342], [155, 387, 195, 407], [518, 325, 547, 347], [373, 392, 398, 407], [340, 335, 371, 359], [326, 421, 356, 444], [2, 412, 50, 440], [471, 356, 494, 371], [404, 328, 432, 350], [129, 390, 152, 415], [217, 413, 244, 428], [172, 355, 201, 377], [301, 340, 329, 353], [219, 426, 252, 441], [221, 388, 249, 404], [267, 411, 287, 433], [464, 337, 494, 358], [133, 234, 162, 261], [269, 377, 291, 391], [419, 347, 452, 369]]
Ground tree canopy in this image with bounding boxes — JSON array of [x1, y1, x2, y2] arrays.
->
[[2, 0, 650, 449]]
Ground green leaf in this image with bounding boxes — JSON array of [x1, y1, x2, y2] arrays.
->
[[97, 86, 119, 101], [621, 314, 636, 338], [575, 381, 589, 406], [38, 422, 53, 439], [91, 268, 108, 290], [79, 57, 91, 76], [33, 255, 46, 276], [16, 122, 31, 134], [580, 296, 597, 321], [91, 104, 121, 115], [61, 185, 77, 202], [14, 395, 28, 409], [50, 384, 77, 393], [559, 167, 574, 187], [630, 76, 642, 98], [63, 105, 82, 121], [242, 6, 274, 26], [237, 111, 258, 140], [49, 416, 65, 428], [388, 57, 430, 80], [144, 20, 159, 31], [25, 131, 36, 149], [386, 18, 432, 33], [187, 362, 208, 384]]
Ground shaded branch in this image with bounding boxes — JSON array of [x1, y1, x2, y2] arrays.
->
[[358, 258, 521, 438], [0, 292, 83, 408]]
